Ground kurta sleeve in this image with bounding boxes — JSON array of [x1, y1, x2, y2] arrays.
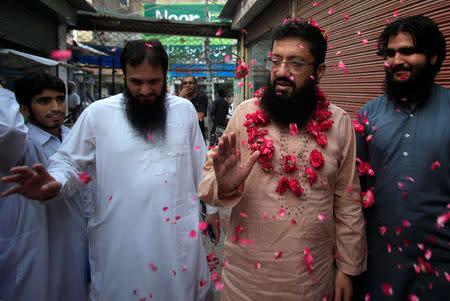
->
[[0, 89, 28, 173], [333, 113, 367, 276], [355, 109, 370, 191], [47, 106, 96, 199], [198, 102, 245, 208]]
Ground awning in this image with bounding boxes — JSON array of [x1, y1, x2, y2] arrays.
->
[[67, 36, 110, 56], [0, 48, 60, 70]]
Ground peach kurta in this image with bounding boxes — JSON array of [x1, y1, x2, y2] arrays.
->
[[198, 98, 367, 300]]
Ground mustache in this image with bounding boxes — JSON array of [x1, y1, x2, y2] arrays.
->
[[389, 65, 412, 73], [273, 77, 296, 86]]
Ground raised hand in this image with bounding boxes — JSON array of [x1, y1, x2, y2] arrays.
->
[[212, 133, 260, 194], [1, 163, 62, 201]]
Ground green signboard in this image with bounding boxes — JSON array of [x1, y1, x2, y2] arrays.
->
[[142, 2, 234, 60]]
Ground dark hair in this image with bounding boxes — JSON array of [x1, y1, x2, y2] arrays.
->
[[182, 75, 197, 85], [14, 72, 66, 108], [271, 18, 328, 65], [120, 39, 169, 76], [216, 88, 225, 98], [377, 15, 446, 72]]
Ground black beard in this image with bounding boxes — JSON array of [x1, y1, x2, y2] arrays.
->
[[260, 76, 317, 128], [123, 83, 167, 141], [384, 62, 436, 108]]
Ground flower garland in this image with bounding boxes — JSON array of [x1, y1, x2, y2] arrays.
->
[[243, 88, 333, 197]]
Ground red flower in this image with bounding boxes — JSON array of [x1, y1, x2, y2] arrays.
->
[[304, 167, 318, 186], [261, 161, 274, 173], [356, 159, 375, 176], [276, 177, 290, 194], [310, 150, 325, 169], [318, 120, 334, 132], [252, 87, 266, 98], [316, 133, 328, 146], [282, 154, 298, 173], [361, 189, 375, 208], [306, 121, 319, 137], [314, 109, 332, 121], [353, 119, 364, 135], [236, 61, 249, 79], [78, 172, 91, 184], [289, 123, 299, 135], [288, 178, 303, 196]]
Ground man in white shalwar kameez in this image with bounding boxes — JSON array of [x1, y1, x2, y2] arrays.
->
[[0, 73, 89, 301], [2, 39, 213, 300]]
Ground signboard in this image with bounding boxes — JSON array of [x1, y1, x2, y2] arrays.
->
[[142, 2, 234, 60], [170, 63, 235, 78]]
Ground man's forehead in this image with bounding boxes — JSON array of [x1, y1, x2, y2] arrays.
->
[[35, 89, 65, 98], [272, 38, 312, 57]]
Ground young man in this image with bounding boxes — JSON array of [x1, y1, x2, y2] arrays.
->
[[2, 39, 213, 300], [209, 88, 230, 147], [0, 72, 89, 300], [198, 18, 366, 301], [354, 15, 449, 300], [179, 75, 208, 141], [68, 80, 81, 122]]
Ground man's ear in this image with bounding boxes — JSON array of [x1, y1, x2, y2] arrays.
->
[[19, 104, 30, 119], [430, 54, 438, 65], [316, 63, 326, 80]]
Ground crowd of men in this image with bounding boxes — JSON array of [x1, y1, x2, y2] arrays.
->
[[0, 14, 448, 301]]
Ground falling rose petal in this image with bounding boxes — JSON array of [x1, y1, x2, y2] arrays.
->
[[139, 298, 147, 301], [225, 54, 230, 62], [288, 75, 295, 81], [145, 43, 153, 48], [343, 70, 349, 76], [272, 215, 278, 221], [401, 97, 407, 102], [249, 82, 253, 88], [428, 283, 432, 290], [398, 182, 405, 189], [148, 262, 158, 271], [336, 51, 342, 56], [235, 224, 244, 233], [329, 44, 334, 49], [347, 186, 352, 192], [365, 293, 371, 301], [304, 248, 314, 274], [50, 49, 72, 61], [393, 10, 399, 17], [165, 218, 170, 222], [238, 82, 245, 87], [362, 39, 368, 45], [255, 262, 261, 270], [109, 195, 113, 201], [310, 75, 315, 80], [338, 61, 346, 69], [343, 13, 349, 20], [387, 243, 392, 253], [163, 206, 168, 211], [437, 212, 450, 228], [430, 161, 441, 170], [250, 59, 256, 65], [445, 272, 450, 281], [318, 213, 327, 221], [334, 254, 339, 259], [329, 8, 334, 14], [199, 279, 207, 288], [240, 238, 254, 246], [395, 226, 403, 235], [357, 31, 362, 36], [384, 61, 391, 67], [276, 92, 282, 95], [189, 230, 197, 239], [191, 197, 196, 202], [297, 43, 305, 48], [134, 289, 138, 295], [424, 249, 432, 260], [215, 282, 225, 291], [382, 283, 393, 296], [402, 192, 408, 198], [274, 251, 283, 259], [221, 261, 228, 267], [278, 208, 286, 216], [147, 133, 152, 141], [242, 29, 247, 34], [263, 212, 268, 220], [195, 146, 200, 151], [386, 19, 390, 25], [199, 222, 207, 230], [313, 2, 319, 6], [291, 219, 297, 225], [408, 294, 419, 301], [240, 212, 248, 218], [78, 172, 92, 184], [182, 266, 187, 271], [289, 123, 298, 135], [402, 220, 411, 227], [215, 28, 222, 36], [175, 216, 181, 220], [172, 270, 176, 276], [380, 226, 387, 235], [417, 243, 424, 251]]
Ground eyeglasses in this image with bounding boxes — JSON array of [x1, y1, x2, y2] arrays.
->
[[382, 47, 425, 58], [264, 57, 314, 71]]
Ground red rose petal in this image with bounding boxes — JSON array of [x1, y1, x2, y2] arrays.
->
[[274, 251, 282, 259], [382, 283, 393, 296], [189, 230, 197, 239]]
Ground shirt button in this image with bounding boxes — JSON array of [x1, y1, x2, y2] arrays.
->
[[405, 133, 410, 138], [403, 152, 408, 156], [409, 114, 414, 118]]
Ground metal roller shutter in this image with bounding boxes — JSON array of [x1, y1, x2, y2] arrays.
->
[[296, 0, 450, 115]]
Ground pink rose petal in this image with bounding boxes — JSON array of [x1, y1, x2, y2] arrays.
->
[[50, 49, 72, 61], [215, 29, 222, 36], [148, 262, 158, 271], [199, 222, 207, 230], [189, 230, 197, 239], [318, 213, 327, 221], [274, 251, 283, 259]]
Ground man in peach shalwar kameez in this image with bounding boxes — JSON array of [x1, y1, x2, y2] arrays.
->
[[199, 18, 367, 301]]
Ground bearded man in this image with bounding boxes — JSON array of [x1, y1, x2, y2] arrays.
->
[[353, 15, 449, 300], [198, 18, 366, 301], [2, 39, 213, 301]]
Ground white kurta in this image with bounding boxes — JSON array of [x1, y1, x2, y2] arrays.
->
[[48, 93, 212, 301], [0, 89, 89, 301]]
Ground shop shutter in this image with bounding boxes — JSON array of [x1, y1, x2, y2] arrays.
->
[[296, 0, 450, 116]]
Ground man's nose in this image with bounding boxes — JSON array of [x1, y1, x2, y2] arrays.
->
[[275, 62, 291, 77], [139, 83, 152, 95]]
